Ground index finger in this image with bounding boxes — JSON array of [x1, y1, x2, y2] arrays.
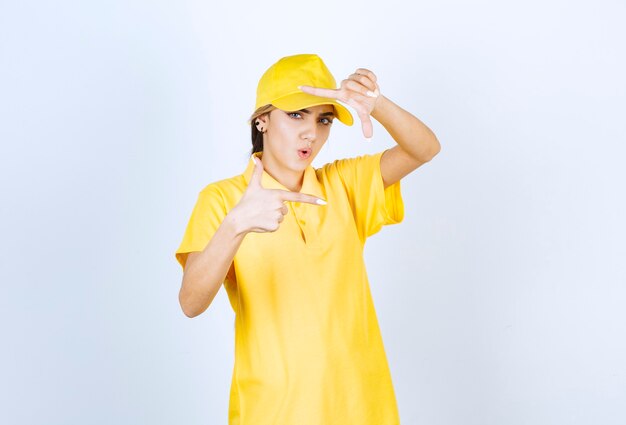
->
[[273, 189, 327, 205], [298, 85, 340, 100]]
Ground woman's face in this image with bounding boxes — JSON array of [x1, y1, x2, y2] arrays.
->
[[261, 104, 335, 173]]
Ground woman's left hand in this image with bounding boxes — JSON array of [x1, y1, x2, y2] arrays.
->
[[298, 68, 381, 140]]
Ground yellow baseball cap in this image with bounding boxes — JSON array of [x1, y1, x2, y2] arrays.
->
[[248, 53, 354, 126]]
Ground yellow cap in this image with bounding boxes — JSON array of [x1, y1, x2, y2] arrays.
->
[[248, 53, 354, 126]]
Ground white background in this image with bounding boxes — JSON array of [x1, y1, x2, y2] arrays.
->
[[1, 0, 625, 424]]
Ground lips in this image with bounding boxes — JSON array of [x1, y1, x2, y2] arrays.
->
[[297, 148, 312, 159]]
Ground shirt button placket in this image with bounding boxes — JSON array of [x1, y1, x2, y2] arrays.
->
[[291, 202, 308, 242]]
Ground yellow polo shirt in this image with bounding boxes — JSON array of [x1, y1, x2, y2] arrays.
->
[[175, 149, 405, 425]]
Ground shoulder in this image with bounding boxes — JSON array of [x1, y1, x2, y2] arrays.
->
[[194, 173, 248, 211], [198, 174, 247, 197]]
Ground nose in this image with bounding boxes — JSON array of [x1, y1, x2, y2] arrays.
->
[[301, 123, 317, 144]]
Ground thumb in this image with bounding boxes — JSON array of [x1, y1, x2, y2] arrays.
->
[[248, 156, 264, 189]]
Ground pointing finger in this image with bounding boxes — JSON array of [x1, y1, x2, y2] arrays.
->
[[298, 85, 340, 100], [273, 189, 327, 206]]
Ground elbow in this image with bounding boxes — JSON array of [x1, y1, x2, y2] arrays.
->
[[423, 139, 441, 162], [430, 136, 442, 155], [180, 299, 199, 318], [178, 269, 222, 318], [179, 289, 203, 318], [434, 139, 442, 155], [181, 305, 199, 318], [410, 138, 441, 164]]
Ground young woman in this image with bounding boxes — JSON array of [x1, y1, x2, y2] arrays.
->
[[175, 53, 440, 425]]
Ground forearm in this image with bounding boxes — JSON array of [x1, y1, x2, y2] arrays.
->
[[179, 212, 247, 317], [371, 94, 440, 160]]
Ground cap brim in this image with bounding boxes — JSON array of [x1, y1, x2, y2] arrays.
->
[[269, 92, 354, 126]]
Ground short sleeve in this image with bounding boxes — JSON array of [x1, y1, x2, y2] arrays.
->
[[174, 185, 228, 270], [333, 149, 404, 241]]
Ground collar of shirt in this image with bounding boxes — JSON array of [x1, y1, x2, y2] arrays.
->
[[242, 151, 326, 201]]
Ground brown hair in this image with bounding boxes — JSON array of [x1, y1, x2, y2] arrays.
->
[[248, 104, 277, 155]]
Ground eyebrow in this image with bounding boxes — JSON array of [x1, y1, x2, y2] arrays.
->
[[298, 108, 335, 117]]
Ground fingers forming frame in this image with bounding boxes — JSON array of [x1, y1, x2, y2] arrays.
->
[[295, 66, 381, 140]]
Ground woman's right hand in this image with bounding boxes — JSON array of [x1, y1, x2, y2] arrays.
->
[[228, 156, 327, 234]]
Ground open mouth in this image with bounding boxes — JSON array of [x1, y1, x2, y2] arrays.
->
[[297, 148, 312, 159]]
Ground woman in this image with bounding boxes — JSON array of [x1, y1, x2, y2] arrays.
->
[[175, 53, 440, 424]]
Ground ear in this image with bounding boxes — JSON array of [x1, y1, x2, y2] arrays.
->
[[261, 111, 272, 122], [255, 112, 270, 128], [252, 113, 269, 133]]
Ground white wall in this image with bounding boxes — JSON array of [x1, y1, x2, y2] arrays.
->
[[1, 0, 624, 424]]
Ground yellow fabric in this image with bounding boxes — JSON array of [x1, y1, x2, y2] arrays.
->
[[175, 149, 405, 425]]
